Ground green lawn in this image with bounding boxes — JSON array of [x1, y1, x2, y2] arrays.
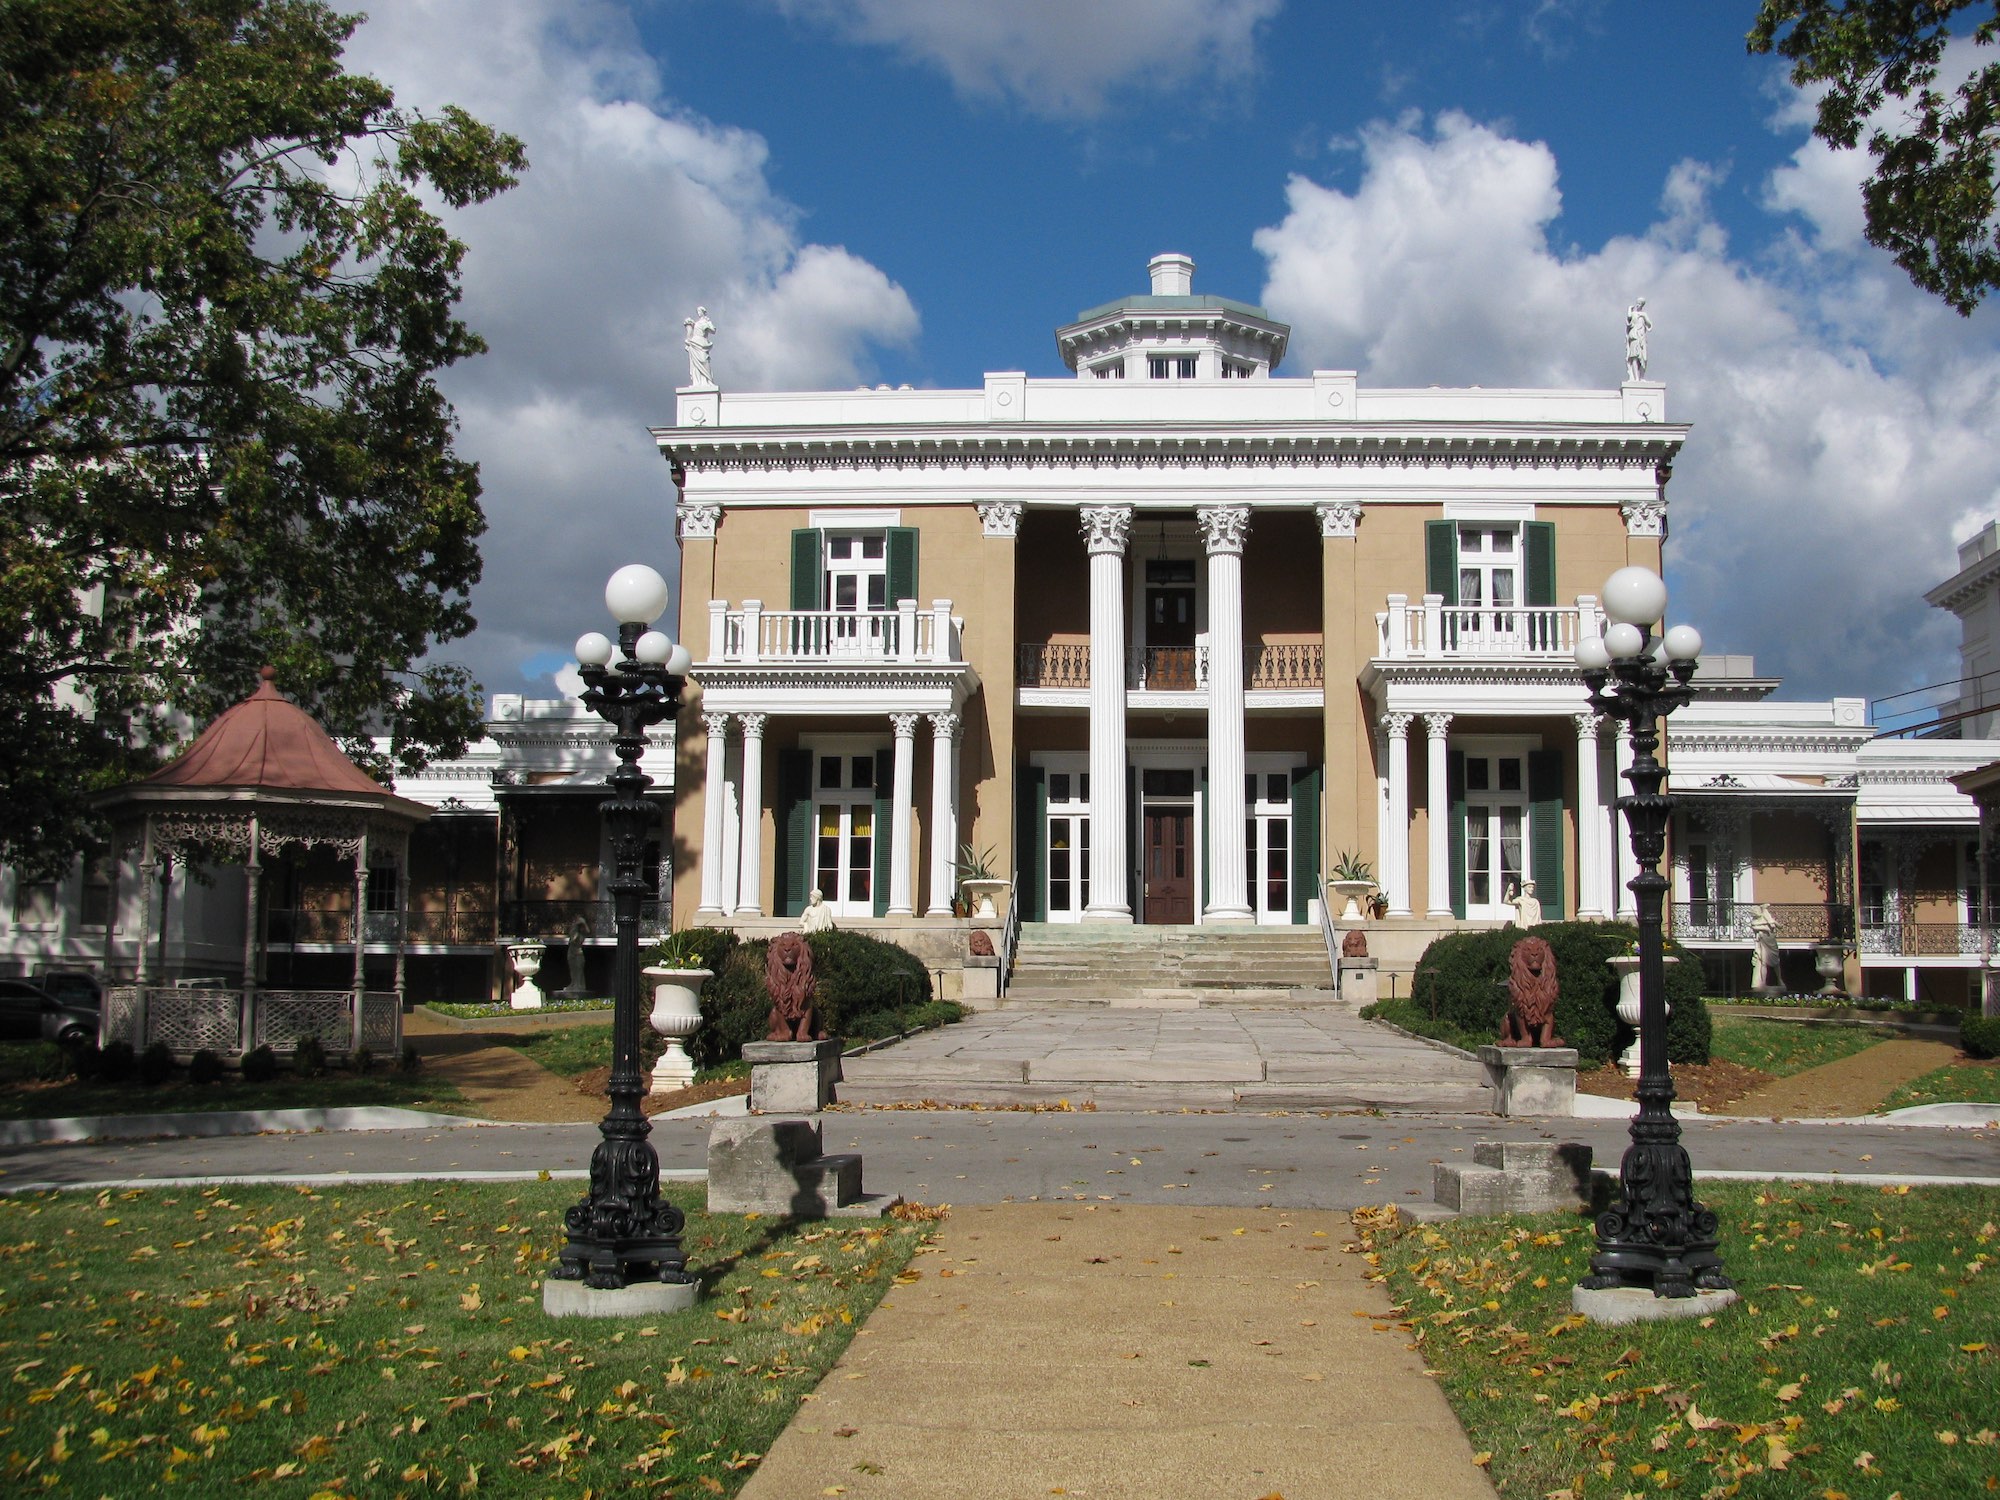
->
[[1881, 1059, 2000, 1112], [0, 1181, 929, 1495], [497, 1025, 750, 1089], [1355, 1181, 2000, 1498], [1708, 1016, 1889, 1078], [0, 1043, 467, 1121]]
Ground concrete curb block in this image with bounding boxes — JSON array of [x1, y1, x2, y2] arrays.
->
[[0, 1106, 487, 1147], [0, 1168, 709, 1197]]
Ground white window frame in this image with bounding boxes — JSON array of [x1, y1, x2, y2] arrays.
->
[[1457, 735, 1535, 921], [1040, 754, 1092, 923], [804, 736, 884, 919], [1244, 756, 1303, 925]]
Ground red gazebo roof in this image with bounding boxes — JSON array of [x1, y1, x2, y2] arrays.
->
[[138, 666, 390, 797]]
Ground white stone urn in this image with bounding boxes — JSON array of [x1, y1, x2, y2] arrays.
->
[[643, 965, 711, 1095], [1608, 952, 1675, 1077], [962, 878, 1008, 920], [1328, 879, 1376, 923], [1814, 943, 1847, 996], [508, 941, 547, 1011]]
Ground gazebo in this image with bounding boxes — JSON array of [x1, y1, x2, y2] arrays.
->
[[97, 667, 430, 1060]]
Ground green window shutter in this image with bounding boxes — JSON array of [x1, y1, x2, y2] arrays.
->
[[775, 750, 813, 918], [886, 527, 919, 605], [1447, 749, 1468, 920], [1425, 520, 1458, 604], [873, 749, 893, 918], [1528, 748, 1566, 920], [1524, 520, 1556, 607], [790, 529, 824, 610], [1015, 766, 1046, 922], [1290, 764, 1322, 924]]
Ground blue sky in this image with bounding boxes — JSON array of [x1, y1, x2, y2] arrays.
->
[[346, 1, 2000, 712]]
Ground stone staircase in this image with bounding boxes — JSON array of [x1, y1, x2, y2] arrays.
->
[[1002, 923, 1336, 1007]]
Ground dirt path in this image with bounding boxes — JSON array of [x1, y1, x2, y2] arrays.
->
[[1724, 1038, 1960, 1118], [402, 1011, 601, 1123]]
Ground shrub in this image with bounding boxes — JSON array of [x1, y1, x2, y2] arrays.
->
[[96, 1039, 136, 1084], [27, 1041, 72, 1082], [240, 1044, 279, 1083], [65, 1040, 102, 1081], [1962, 1013, 2000, 1060], [137, 1041, 176, 1086], [690, 939, 774, 1069], [681, 929, 944, 1067], [397, 1042, 422, 1074], [1407, 920, 1711, 1068], [187, 1049, 226, 1085], [351, 1046, 376, 1076], [805, 929, 931, 1035], [645, 926, 737, 973], [292, 1035, 329, 1079]]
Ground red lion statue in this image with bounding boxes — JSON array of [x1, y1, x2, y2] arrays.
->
[[1340, 928, 1369, 959], [1499, 935, 1564, 1048], [765, 932, 823, 1042]]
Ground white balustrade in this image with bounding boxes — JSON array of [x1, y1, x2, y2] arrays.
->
[[708, 603, 958, 664], [1375, 598, 1603, 661]]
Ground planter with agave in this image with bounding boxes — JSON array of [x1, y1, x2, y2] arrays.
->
[[640, 931, 712, 1094], [1326, 849, 1377, 922], [953, 841, 1008, 919]]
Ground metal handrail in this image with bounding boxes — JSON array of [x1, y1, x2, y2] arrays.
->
[[998, 869, 1021, 998], [1316, 880, 1340, 985]]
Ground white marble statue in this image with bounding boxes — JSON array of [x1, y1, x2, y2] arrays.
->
[[683, 305, 716, 388], [1625, 298, 1652, 381], [799, 887, 835, 934], [1750, 903, 1781, 990], [1506, 878, 1543, 928]]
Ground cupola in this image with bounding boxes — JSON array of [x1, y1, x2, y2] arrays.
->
[[1056, 254, 1290, 381]]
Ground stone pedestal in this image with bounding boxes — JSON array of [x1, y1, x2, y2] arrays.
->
[[1478, 1044, 1578, 1117], [961, 954, 1000, 1007], [542, 1277, 698, 1320], [1434, 1140, 1595, 1215], [706, 1116, 896, 1219], [1337, 955, 1377, 1005], [744, 1038, 842, 1113]]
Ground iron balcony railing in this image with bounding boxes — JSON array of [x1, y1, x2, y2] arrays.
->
[[1858, 921, 1997, 958], [1670, 902, 1855, 943], [266, 908, 497, 946], [1015, 641, 1325, 691], [501, 899, 668, 940]]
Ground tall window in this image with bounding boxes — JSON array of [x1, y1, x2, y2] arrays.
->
[[1244, 771, 1292, 922], [1092, 362, 1124, 379], [814, 752, 876, 915], [1462, 751, 1526, 917], [78, 844, 116, 930], [1963, 839, 2000, 925], [824, 532, 887, 614], [1683, 832, 1732, 932], [1454, 525, 1520, 648], [1859, 844, 1891, 928], [366, 863, 400, 913], [1045, 769, 1092, 921], [1147, 354, 1199, 379]]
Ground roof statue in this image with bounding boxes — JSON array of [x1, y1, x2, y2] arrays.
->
[[683, 305, 716, 389], [1625, 298, 1652, 381]]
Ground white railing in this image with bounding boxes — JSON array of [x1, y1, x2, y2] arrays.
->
[[706, 599, 960, 665], [1375, 593, 1602, 662]]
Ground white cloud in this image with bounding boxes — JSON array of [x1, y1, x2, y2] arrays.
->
[[766, 0, 1281, 117], [1254, 112, 2000, 703], [343, 0, 918, 699]]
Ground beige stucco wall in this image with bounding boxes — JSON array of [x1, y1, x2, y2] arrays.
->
[[1750, 814, 1835, 903]]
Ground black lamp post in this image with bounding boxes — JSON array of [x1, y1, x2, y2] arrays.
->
[[551, 564, 697, 1291], [1574, 565, 1732, 1299]]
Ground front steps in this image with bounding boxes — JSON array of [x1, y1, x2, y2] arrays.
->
[[1002, 923, 1335, 1007]]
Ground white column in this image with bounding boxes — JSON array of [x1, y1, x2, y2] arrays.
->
[[926, 712, 960, 916], [888, 713, 918, 916], [1382, 713, 1414, 918], [1424, 712, 1454, 919], [1575, 712, 1606, 919], [1081, 505, 1133, 921], [1614, 723, 1637, 919], [1198, 505, 1253, 922], [698, 711, 731, 917], [735, 713, 766, 915]]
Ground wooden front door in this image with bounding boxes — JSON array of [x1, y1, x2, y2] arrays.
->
[[1146, 582, 1197, 688], [1143, 807, 1195, 924]]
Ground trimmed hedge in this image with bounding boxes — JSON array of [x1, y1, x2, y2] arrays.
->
[[1407, 919, 1710, 1067], [1962, 1014, 2000, 1061], [677, 927, 944, 1068]]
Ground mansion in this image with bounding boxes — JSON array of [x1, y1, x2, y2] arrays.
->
[[659, 254, 2000, 1007]]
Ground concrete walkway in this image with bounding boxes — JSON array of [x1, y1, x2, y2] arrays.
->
[[741, 1201, 1495, 1500], [840, 1005, 1489, 1112]]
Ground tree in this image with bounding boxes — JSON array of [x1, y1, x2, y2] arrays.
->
[[1750, 2, 2000, 313], [0, 0, 526, 876]]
